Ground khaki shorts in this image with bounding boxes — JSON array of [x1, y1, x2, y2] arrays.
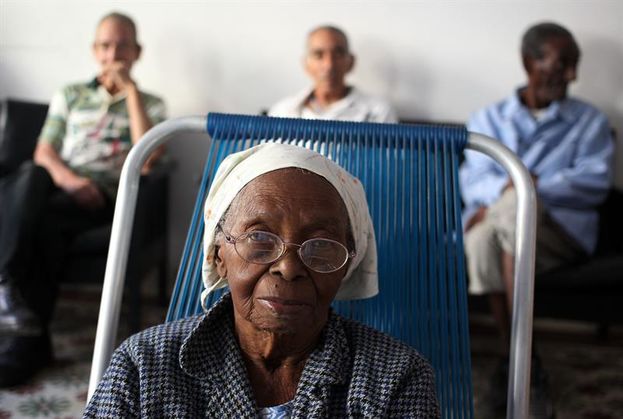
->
[[464, 189, 585, 295]]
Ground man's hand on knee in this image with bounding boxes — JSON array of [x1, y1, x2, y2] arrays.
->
[[61, 175, 106, 210], [465, 206, 488, 232], [503, 173, 538, 192]]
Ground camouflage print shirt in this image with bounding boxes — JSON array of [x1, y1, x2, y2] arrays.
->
[[38, 78, 166, 198]]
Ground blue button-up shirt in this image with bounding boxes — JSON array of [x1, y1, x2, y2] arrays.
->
[[460, 90, 614, 253]]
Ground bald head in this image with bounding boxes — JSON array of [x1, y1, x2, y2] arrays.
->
[[307, 25, 350, 53], [304, 25, 354, 100], [92, 11, 142, 93], [97, 12, 138, 45]]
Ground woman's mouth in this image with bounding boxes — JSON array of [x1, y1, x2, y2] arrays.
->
[[258, 297, 309, 315]]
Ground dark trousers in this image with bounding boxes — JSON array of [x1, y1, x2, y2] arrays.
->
[[0, 161, 114, 325]]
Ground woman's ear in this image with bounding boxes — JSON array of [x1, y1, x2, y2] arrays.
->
[[214, 244, 227, 279]]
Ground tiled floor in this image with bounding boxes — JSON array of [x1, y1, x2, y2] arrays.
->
[[470, 315, 623, 418], [0, 283, 166, 418]]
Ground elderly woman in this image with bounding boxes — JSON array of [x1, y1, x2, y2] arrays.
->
[[84, 143, 440, 418]]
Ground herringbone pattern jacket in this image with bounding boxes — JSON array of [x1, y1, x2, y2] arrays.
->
[[84, 294, 440, 418]]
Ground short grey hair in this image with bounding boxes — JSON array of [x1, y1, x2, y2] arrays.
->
[[521, 22, 580, 64], [98, 11, 139, 44]]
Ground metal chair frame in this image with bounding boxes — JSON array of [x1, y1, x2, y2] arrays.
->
[[86, 115, 536, 419]]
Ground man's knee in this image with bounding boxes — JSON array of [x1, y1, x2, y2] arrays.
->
[[487, 190, 518, 229], [465, 220, 506, 293], [465, 220, 496, 257], [1, 161, 55, 220], [15, 161, 52, 185], [10, 161, 53, 198]]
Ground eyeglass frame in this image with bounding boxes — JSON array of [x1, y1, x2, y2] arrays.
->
[[216, 225, 356, 274]]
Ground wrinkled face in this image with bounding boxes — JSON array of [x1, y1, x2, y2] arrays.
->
[[215, 168, 351, 335], [92, 17, 141, 71], [304, 29, 354, 93], [524, 36, 578, 107]]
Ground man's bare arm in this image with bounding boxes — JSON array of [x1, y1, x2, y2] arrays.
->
[[126, 83, 165, 172], [100, 62, 164, 172]]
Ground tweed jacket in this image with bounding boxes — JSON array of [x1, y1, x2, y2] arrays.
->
[[84, 294, 440, 418]]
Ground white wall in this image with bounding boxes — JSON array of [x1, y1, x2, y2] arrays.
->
[[2, 0, 622, 279]]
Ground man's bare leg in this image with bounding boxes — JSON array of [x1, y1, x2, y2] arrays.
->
[[488, 292, 511, 355], [502, 251, 515, 310], [487, 251, 515, 354]]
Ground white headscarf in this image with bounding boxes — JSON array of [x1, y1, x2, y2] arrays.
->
[[201, 142, 378, 309]]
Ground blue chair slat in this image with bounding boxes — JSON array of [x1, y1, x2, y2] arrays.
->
[[167, 113, 472, 418]]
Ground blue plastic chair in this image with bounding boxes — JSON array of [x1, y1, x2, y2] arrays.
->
[[88, 113, 537, 419]]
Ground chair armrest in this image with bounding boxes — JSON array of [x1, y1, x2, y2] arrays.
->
[[0, 99, 48, 176]]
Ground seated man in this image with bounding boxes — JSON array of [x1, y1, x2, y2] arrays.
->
[[460, 22, 614, 418], [0, 12, 166, 387], [269, 25, 397, 123]]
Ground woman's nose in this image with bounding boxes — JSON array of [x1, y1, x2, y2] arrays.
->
[[269, 247, 307, 281]]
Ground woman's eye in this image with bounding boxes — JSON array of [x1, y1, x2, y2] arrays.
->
[[309, 239, 333, 249], [247, 231, 275, 243]]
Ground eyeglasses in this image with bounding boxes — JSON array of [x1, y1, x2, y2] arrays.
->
[[219, 229, 355, 273]]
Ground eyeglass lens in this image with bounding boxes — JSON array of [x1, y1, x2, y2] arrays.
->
[[233, 231, 349, 273]]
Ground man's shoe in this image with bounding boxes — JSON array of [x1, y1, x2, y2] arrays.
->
[[0, 274, 42, 336], [0, 333, 53, 388], [488, 358, 509, 417], [483, 356, 555, 419]]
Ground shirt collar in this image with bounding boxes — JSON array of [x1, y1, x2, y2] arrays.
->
[[504, 87, 578, 124], [87, 77, 100, 89], [299, 86, 356, 114]]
